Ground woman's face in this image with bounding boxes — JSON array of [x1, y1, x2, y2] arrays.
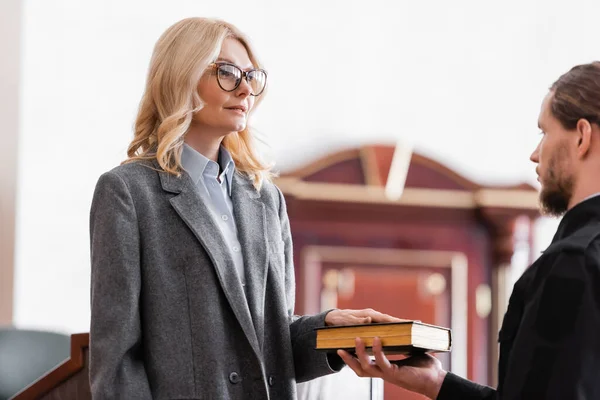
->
[[193, 38, 257, 135]]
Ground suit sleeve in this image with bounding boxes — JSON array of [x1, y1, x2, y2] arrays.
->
[[89, 171, 152, 399], [499, 251, 600, 399], [437, 372, 497, 399], [274, 187, 343, 383]]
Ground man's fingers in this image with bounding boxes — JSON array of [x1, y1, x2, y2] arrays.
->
[[355, 338, 384, 377], [338, 348, 382, 378], [390, 353, 432, 368], [355, 338, 371, 366], [372, 337, 393, 370], [337, 350, 366, 376]]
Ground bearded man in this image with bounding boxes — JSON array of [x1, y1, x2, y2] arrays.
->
[[339, 62, 600, 399]]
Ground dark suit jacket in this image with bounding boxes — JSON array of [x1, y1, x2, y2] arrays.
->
[[438, 195, 600, 399], [89, 161, 340, 399]]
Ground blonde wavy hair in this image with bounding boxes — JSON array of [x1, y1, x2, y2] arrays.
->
[[125, 17, 273, 189]]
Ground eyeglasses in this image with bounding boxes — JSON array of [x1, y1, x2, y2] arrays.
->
[[210, 62, 267, 96]]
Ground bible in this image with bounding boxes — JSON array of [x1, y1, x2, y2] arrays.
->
[[315, 321, 451, 355]]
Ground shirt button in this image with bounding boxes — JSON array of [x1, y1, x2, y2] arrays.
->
[[233, 246, 240, 252], [268, 376, 275, 386], [222, 215, 229, 221]]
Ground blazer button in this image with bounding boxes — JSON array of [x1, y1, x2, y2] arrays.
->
[[268, 376, 275, 387], [229, 372, 242, 384]]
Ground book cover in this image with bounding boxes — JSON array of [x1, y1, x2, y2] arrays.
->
[[315, 321, 451, 355]]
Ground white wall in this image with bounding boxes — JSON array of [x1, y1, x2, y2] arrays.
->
[[14, 0, 597, 333]]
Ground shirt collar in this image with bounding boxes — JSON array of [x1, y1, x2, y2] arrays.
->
[[581, 192, 600, 203], [181, 143, 235, 196], [552, 193, 600, 242], [218, 146, 235, 196]]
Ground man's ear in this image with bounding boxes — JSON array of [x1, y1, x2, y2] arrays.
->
[[576, 118, 593, 158]]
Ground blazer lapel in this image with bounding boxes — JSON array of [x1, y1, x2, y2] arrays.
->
[[158, 166, 261, 359], [232, 173, 268, 351]]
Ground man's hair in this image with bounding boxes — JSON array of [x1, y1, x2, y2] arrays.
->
[[550, 61, 600, 130]]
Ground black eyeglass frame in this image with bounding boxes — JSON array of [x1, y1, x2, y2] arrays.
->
[[210, 62, 267, 96]]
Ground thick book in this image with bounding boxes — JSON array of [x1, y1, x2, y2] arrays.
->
[[315, 321, 451, 355]]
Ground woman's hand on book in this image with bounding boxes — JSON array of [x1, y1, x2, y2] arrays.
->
[[337, 337, 446, 400], [324, 308, 404, 326]]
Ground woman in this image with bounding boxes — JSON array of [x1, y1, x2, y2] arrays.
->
[[89, 17, 397, 399]]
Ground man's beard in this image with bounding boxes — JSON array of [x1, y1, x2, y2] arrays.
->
[[539, 150, 573, 217]]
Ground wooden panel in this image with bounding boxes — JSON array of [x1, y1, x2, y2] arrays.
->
[[304, 158, 366, 185], [404, 160, 475, 191], [11, 333, 90, 400], [281, 144, 538, 391], [40, 349, 90, 400], [362, 145, 479, 191], [287, 197, 477, 225], [292, 218, 490, 384]]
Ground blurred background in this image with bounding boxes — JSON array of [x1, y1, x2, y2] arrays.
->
[[1, 0, 596, 398]]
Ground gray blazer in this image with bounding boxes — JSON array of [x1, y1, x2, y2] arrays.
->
[[89, 161, 340, 399]]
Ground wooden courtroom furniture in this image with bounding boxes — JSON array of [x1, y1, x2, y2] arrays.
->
[[0, 328, 70, 400], [10, 333, 90, 400], [275, 144, 540, 399]]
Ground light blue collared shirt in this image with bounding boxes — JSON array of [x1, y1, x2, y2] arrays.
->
[[181, 143, 246, 286]]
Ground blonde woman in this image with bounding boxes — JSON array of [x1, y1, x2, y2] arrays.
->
[[89, 17, 397, 399]]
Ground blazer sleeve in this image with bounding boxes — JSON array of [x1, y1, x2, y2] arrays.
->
[[89, 171, 152, 399], [275, 187, 343, 383]]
